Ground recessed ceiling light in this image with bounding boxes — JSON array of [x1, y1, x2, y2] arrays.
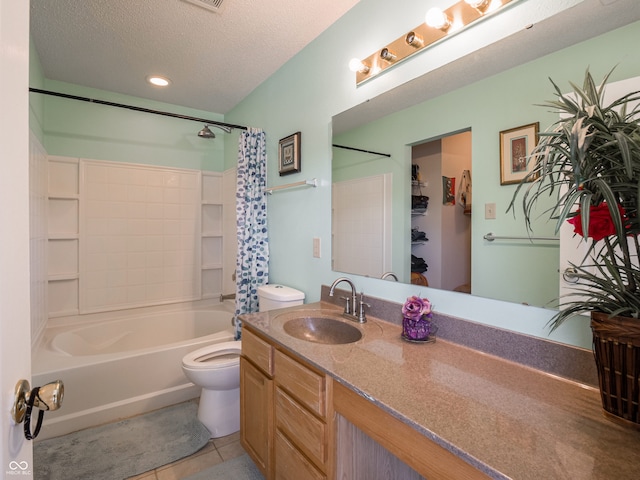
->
[[147, 75, 170, 87]]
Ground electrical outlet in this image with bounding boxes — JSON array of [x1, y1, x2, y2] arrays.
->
[[313, 237, 321, 258], [485, 203, 496, 220]]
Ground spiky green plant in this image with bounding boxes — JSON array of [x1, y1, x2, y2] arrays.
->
[[509, 69, 640, 330]]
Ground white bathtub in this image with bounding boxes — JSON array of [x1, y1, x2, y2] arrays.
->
[[32, 302, 236, 440]]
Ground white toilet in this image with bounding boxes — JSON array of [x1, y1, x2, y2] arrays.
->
[[181, 284, 304, 438]]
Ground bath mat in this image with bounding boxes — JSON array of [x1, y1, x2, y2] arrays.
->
[[34, 400, 210, 480], [183, 454, 264, 480]]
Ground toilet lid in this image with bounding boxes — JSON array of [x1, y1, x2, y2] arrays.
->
[[182, 341, 241, 369]]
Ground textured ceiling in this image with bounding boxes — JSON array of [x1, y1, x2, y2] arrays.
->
[[30, 0, 360, 114]]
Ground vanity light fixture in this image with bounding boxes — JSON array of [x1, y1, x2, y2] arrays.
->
[[147, 75, 171, 87], [350, 0, 514, 85], [379, 48, 397, 63], [425, 7, 452, 31], [405, 31, 424, 49]]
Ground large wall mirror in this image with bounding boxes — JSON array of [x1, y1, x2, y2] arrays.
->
[[329, 1, 640, 309]]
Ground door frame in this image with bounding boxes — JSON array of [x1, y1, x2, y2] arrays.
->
[[1, 0, 33, 476]]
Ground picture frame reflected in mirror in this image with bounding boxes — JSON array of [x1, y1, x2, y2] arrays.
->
[[499, 122, 539, 185]]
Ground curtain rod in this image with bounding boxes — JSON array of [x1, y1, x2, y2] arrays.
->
[[29, 88, 248, 132], [332, 144, 391, 158]]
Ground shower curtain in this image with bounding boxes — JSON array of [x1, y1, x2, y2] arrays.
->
[[234, 128, 269, 339]]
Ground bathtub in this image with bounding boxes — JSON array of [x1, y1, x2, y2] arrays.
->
[[32, 302, 236, 440]]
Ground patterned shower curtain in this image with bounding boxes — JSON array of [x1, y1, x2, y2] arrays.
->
[[234, 128, 269, 339]]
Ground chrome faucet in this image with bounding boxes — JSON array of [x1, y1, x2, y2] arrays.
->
[[381, 272, 398, 281], [329, 277, 368, 323]]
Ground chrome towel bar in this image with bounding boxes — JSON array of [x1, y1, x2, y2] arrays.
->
[[483, 232, 559, 242], [266, 178, 317, 195]]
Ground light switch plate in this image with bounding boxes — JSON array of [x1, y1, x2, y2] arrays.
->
[[485, 203, 496, 220], [313, 237, 321, 258]]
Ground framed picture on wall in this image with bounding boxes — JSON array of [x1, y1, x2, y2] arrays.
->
[[278, 132, 301, 176], [499, 122, 539, 185]]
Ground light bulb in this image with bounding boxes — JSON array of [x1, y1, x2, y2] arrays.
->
[[147, 75, 170, 87], [349, 58, 369, 74], [465, 0, 492, 12], [465, 0, 488, 8], [425, 7, 451, 31]]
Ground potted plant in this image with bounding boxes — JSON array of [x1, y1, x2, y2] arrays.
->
[[509, 69, 640, 427]]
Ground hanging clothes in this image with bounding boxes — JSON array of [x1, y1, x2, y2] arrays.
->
[[459, 169, 472, 215], [234, 128, 269, 340]]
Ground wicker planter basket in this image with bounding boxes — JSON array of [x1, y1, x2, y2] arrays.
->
[[591, 312, 640, 428]]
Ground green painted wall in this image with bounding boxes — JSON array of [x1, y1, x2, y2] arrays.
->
[[31, 77, 227, 172], [226, 0, 640, 349]]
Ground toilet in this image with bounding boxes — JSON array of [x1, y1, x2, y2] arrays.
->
[[181, 284, 304, 438], [257, 284, 305, 312]]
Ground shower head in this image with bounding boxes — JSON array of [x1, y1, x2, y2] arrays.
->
[[198, 125, 216, 139]]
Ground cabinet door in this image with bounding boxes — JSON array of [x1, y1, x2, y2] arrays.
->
[[275, 430, 326, 480], [240, 357, 273, 477]]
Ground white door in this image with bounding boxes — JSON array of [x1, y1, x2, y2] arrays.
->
[[1, 1, 33, 477]]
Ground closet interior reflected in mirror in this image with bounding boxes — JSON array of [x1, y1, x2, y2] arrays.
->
[[332, 129, 471, 294]]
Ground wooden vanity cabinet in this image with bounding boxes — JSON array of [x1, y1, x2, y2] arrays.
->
[[240, 325, 332, 480], [240, 327, 274, 477]]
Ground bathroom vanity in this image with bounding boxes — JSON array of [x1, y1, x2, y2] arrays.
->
[[239, 301, 640, 479]]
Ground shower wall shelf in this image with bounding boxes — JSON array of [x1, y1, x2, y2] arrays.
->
[[266, 178, 317, 195], [47, 157, 81, 318], [201, 172, 225, 300]]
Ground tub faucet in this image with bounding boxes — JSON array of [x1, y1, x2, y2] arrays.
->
[[329, 277, 367, 323]]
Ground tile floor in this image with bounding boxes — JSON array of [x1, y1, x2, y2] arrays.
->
[[127, 431, 247, 480]]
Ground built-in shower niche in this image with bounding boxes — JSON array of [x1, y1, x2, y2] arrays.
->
[[48, 157, 80, 317], [201, 172, 224, 299]]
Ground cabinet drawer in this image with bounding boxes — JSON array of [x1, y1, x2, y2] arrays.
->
[[275, 349, 325, 417], [275, 430, 326, 480], [242, 327, 273, 376], [276, 387, 326, 467]]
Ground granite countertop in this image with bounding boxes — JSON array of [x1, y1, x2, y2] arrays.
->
[[240, 301, 640, 480]]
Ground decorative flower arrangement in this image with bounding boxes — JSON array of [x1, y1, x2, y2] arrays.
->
[[401, 295, 435, 341], [566, 202, 627, 242]]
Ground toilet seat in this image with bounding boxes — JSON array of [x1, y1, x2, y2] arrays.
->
[[182, 341, 241, 370]]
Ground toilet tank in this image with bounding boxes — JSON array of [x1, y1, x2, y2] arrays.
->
[[257, 284, 305, 312]]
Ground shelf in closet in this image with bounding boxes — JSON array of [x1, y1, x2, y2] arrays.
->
[[48, 273, 80, 281], [48, 193, 80, 200], [48, 233, 79, 240]]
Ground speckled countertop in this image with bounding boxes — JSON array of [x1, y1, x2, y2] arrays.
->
[[240, 301, 640, 480]]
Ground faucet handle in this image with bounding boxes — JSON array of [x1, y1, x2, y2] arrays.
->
[[357, 292, 370, 323], [339, 296, 352, 315]]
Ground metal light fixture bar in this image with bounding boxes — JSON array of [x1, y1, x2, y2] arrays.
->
[[354, 0, 514, 85]]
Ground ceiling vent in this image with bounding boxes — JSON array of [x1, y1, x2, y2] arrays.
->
[[181, 0, 226, 13]]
